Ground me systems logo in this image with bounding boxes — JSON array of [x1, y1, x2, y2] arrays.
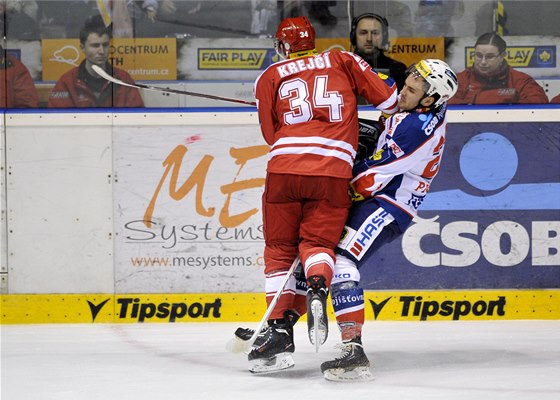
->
[[369, 295, 506, 321]]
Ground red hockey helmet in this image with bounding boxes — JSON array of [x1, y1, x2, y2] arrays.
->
[[274, 16, 316, 59]]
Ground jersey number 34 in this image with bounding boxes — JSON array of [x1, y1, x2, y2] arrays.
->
[[279, 76, 343, 124]]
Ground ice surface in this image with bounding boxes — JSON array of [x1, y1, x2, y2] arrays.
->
[[2, 320, 559, 400]]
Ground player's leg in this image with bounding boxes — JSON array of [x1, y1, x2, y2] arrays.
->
[[235, 262, 305, 348], [321, 199, 401, 380], [298, 176, 351, 350], [248, 174, 301, 372], [321, 254, 371, 381]]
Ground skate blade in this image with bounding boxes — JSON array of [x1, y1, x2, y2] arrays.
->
[[323, 366, 373, 382], [309, 299, 328, 351], [248, 353, 295, 374]]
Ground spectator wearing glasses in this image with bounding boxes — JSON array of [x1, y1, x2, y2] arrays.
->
[[449, 32, 548, 105]]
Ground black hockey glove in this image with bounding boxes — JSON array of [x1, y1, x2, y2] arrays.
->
[[356, 118, 382, 162]]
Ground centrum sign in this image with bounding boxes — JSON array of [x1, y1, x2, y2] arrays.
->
[[42, 38, 177, 81]]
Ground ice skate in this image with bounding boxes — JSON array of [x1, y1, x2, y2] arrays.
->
[[321, 336, 373, 381], [306, 275, 329, 351], [235, 310, 300, 349], [247, 316, 295, 374]]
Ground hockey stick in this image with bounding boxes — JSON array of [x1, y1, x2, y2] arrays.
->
[[91, 65, 256, 106], [226, 256, 300, 354]]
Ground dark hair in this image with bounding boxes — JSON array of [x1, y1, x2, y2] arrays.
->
[[350, 13, 389, 50], [475, 32, 507, 54], [79, 15, 111, 45]]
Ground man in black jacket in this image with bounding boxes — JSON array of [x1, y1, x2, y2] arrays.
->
[[350, 13, 407, 91]]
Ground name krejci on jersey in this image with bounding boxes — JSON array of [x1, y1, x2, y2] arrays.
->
[[276, 53, 332, 78]]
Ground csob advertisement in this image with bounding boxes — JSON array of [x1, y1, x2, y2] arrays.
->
[[113, 121, 560, 294]]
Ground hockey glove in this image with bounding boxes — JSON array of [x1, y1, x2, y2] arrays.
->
[[378, 112, 391, 132], [348, 182, 365, 202], [349, 171, 379, 201], [356, 118, 381, 162]]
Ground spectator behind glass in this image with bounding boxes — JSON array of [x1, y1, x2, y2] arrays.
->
[[449, 32, 548, 105], [48, 16, 144, 108], [0, 0, 41, 40], [305, 1, 337, 26], [0, 44, 39, 108], [350, 13, 407, 91], [65, 1, 177, 38]]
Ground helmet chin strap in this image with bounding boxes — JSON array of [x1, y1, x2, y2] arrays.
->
[[274, 40, 288, 60], [274, 42, 318, 60]]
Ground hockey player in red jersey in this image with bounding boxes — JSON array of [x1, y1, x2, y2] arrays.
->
[[249, 15, 398, 374], [321, 59, 458, 381]]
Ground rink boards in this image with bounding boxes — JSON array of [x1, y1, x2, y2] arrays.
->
[[2, 290, 559, 323], [1, 107, 559, 323]]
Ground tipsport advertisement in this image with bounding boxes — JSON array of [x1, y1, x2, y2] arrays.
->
[[113, 120, 560, 293], [359, 122, 560, 290]]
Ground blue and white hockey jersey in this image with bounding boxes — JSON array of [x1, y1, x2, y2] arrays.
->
[[350, 103, 449, 230]]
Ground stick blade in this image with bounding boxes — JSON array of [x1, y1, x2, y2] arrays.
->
[[225, 335, 250, 354]]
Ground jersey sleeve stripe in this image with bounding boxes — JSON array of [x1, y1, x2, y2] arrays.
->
[[375, 91, 399, 114]]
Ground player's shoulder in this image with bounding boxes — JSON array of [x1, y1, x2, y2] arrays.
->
[[257, 58, 289, 80], [393, 106, 447, 136], [329, 50, 362, 62]]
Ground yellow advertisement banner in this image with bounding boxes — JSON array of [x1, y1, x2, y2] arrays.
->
[[41, 38, 177, 81], [315, 38, 348, 53], [465, 46, 552, 68], [315, 37, 444, 69], [2, 290, 559, 324], [387, 37, 444, 67], [198, 48, 271, 70]]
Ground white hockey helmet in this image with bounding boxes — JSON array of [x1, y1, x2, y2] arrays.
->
[[410, 59, 458, 107]]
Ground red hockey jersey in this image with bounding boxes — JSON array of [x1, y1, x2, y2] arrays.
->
[[254, 50, 398, 179]]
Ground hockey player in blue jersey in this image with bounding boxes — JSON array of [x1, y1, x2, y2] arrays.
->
[[321, 58, 458, 381]]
